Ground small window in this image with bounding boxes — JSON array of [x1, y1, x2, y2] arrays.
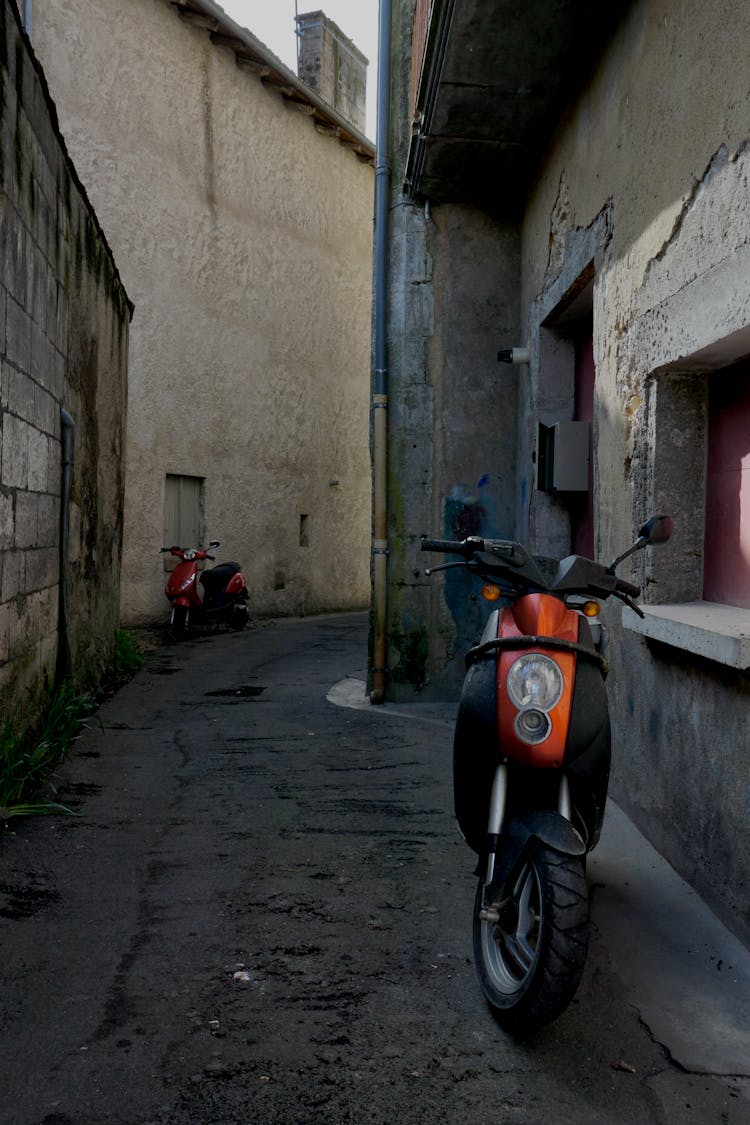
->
[[703, 360, 750, 608], [164, 474, 204, 550]]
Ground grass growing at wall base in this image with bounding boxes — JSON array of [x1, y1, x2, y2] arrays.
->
[[1, 630, 145, 821], [0, 680, 95, 820], [113, 628, 145, 679]]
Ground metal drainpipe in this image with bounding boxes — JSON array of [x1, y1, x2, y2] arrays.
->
[[56, 408, 75, 685], [370, 0, 392, 704]]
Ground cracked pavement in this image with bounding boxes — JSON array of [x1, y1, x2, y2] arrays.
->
[[0, 613, 748, 1123]]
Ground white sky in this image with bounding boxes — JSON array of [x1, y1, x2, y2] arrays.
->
[[216, 1, 379, 139]]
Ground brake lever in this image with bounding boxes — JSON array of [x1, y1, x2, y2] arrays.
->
[[612, 590, 645, 619], [423, 560, 471, 576]]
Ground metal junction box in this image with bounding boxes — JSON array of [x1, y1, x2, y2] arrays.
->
[[537, 421, 590, 492]]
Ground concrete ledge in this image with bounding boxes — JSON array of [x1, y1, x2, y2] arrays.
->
[[622, 601, 750, 669]]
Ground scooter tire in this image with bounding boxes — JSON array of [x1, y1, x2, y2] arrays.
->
[[169, 605, 189, 641], [473, 842, 589, 1036], [230, 605, 249, 631]]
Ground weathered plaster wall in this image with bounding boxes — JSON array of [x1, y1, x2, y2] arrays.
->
[[519, 0, 750, 938], [381, 0, 521, 700], [0, 0, 129, 725], [32, 0, 373, 624]]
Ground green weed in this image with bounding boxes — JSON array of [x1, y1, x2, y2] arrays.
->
[[113, 628, 144, 677], [0, 680, 92, 821]]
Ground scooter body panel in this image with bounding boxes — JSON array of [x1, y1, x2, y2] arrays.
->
[[225, 571, 246, 596], [200, 563, 248, 615], [454, 599, 611, 854], [497, 594, 578, 769], [165, 561, 200, 604]]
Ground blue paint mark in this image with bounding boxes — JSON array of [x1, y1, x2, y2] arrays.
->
[[443, 488, 513, 651]]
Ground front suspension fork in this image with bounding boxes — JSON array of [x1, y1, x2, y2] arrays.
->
[[481, 765, 572, 914], [484, 764, 508, 887]]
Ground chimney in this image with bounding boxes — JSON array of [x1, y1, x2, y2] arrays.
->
[[296, 10, 368, 135]]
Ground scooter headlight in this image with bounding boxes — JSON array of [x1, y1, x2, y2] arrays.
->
[[507, 654, 564, 712], [514, 708, 552, 745]]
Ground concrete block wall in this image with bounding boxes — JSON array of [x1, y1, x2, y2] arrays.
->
[[0, 0, 130, 728], [378, 0, 521, 701], [516, 0, 750, 942]]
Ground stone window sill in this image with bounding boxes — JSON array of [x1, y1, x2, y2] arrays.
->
[[622, 601, 750, 670]]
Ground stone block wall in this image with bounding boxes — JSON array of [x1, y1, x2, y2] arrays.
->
[[0, 0, 130, 728]]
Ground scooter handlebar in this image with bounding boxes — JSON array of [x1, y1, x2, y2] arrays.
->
[[614, 576, 641, 598], [420, 536, 478, 556], [160, 546, 216, 558]]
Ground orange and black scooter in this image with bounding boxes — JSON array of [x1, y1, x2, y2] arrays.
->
[[421, 514, 673, 1035]]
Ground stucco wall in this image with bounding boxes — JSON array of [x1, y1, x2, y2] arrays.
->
[[0, 0, 129, 724], [518, 0, 750, 938], [31, 0, 373, 624]]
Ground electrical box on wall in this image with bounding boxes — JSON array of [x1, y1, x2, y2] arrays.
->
[[537, 421, 590, 492]]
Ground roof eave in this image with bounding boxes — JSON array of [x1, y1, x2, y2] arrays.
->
[[171, 0, 375, 162]]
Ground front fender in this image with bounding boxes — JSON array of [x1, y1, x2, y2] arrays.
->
[[518, 809, 586, 856], [484, 811, 585, 905]]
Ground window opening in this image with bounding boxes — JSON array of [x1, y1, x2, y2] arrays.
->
[[703, 359, 750, 608], [570, 333, 595, 558]]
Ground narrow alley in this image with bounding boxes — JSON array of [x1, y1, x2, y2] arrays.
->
[[0, 615, 748, 1124]]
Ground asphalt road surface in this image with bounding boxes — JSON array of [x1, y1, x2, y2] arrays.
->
[[0, 614, 747, 1124]]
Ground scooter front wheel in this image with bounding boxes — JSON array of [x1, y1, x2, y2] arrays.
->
[[473, 842, 588, 1035], [169, 605, 189, 641]]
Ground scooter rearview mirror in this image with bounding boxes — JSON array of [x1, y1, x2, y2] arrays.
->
[[637, 514, 674, 546], [608, 514, 675, 573]]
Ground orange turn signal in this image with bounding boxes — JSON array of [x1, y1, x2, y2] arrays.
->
[[481, 584, 502, 602], [582, 601, 601, 617]]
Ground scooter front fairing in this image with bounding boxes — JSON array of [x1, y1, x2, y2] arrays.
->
[[453, 595, 610, 855]]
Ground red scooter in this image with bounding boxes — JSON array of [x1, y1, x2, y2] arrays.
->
[[421, 514, 673, 1034], [161, 540, 249, 639]]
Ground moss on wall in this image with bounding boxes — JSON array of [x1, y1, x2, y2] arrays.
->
[[0, 0, 130, 730]]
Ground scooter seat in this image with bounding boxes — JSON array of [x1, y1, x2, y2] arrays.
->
[[200, 562, 241, 589]]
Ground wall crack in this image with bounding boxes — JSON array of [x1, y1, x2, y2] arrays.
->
[[634, 1005, 750, 1081], [648, 140, 750, 271]]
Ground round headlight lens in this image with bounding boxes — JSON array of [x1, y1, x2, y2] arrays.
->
[[514, 708, 552, 745], [507, 654, 564, 712]]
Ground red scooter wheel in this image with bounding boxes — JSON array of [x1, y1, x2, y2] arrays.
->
[[169, 605, 189, 641]]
